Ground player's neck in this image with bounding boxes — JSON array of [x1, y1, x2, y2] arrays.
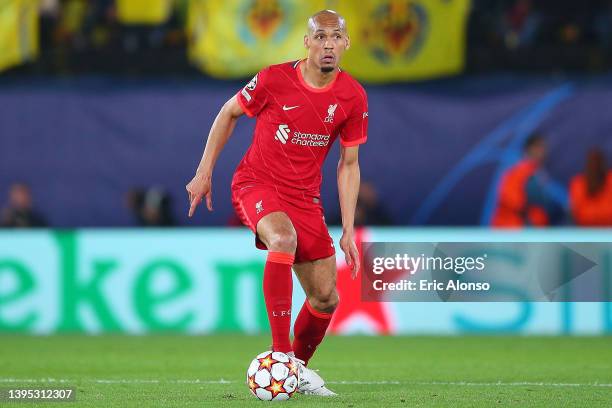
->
[[301, 59, 338, 89]]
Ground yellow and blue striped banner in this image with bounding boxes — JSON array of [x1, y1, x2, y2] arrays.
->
[[0, 0, 39, 72], [115, 0, 174, 25], [186, 0, 326, 78], [187, 0, 470, 82], [336, 0, 471, 82]]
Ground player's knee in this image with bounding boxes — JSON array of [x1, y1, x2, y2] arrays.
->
[[266, 230, 297, 254], [310, 288, 339, 314]]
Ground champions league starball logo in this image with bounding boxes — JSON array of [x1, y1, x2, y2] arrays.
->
[[363, 0, 429, 63], [238, 0, 290, 44], [246, 74, 257, 90]]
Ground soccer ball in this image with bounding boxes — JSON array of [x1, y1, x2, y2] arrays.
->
[[246, 350, 299, 401]]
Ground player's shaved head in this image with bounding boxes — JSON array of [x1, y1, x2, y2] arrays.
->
[[303, 9, 349, 74], [307, 10, 347, 34]]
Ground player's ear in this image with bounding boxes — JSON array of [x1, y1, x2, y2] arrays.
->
[[345, 35, 350, 50], [304, 34, 309, 49]]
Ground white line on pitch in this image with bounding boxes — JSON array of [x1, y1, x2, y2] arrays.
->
[[0, 378, 233, 385], [0, 378, 611, 388], [410, 381, 612, 388]]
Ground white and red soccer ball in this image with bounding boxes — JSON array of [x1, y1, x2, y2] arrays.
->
[[246, 351, 299, 401]]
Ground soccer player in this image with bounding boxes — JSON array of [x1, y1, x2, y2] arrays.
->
[[186, 10, 368, 396]]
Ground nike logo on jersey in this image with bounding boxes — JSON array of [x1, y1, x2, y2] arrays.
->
[[282, 105, 300, 111]]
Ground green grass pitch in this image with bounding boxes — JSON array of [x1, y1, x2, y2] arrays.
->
[[1, 335, 611, 407]]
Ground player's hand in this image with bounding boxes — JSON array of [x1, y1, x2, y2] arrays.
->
[[340, 230, 360, 279], [186, 172, 213, 217]]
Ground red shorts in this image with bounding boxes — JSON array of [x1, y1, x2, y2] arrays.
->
[[231, 183, 335, 263]]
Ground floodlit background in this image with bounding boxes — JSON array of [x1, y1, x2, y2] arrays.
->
[[1, 2, 611, 406], [0, 0, 611, 342]]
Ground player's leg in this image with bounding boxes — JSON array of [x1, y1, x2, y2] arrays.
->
[[256, 211, 297, 353], [291, 255, 338, 396], [292, 255, 338, 365], [269, 197, 336, 396]]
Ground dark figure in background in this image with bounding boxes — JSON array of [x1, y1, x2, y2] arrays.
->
[[491, 133, 563, 228], [569, 149, 612, 226], [354, 182, 393, 226], [501, 0, 540, 49], [127, 187, 175, 227], [594, 0, 612, 47], [331, 182, 392, 226], [1, 183, 48, 227]]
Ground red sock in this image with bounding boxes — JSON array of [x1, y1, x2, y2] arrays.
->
[[292, 300, 333, 365], [263, 251, 294, 353]]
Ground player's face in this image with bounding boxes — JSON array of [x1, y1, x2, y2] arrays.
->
[[305, 21, 349, 73]]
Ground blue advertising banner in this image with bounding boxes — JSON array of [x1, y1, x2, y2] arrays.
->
[[0, 77, 611, 227]]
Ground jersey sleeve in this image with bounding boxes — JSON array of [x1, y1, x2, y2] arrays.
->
[[236, 68, 270, 117], [340, 87, 368, 147]]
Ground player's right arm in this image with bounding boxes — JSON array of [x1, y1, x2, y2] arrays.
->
[[186, 95, 245, 217]]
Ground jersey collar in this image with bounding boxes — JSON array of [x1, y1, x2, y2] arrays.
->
[[295, 59, 340, 93]]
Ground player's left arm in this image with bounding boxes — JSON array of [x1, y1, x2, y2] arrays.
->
[[337, 145, 361, 278], [337, 83, 368, 278]]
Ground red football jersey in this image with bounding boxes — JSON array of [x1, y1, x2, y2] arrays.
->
[[232, 60, 368, 195]]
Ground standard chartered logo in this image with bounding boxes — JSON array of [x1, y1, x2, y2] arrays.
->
[[274, 124, 330, 147], [291, 131, 330, 147], [275, 124, 290, 144]]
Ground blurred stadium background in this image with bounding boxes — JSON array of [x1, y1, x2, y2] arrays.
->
[[0, 1, 611, 406]]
